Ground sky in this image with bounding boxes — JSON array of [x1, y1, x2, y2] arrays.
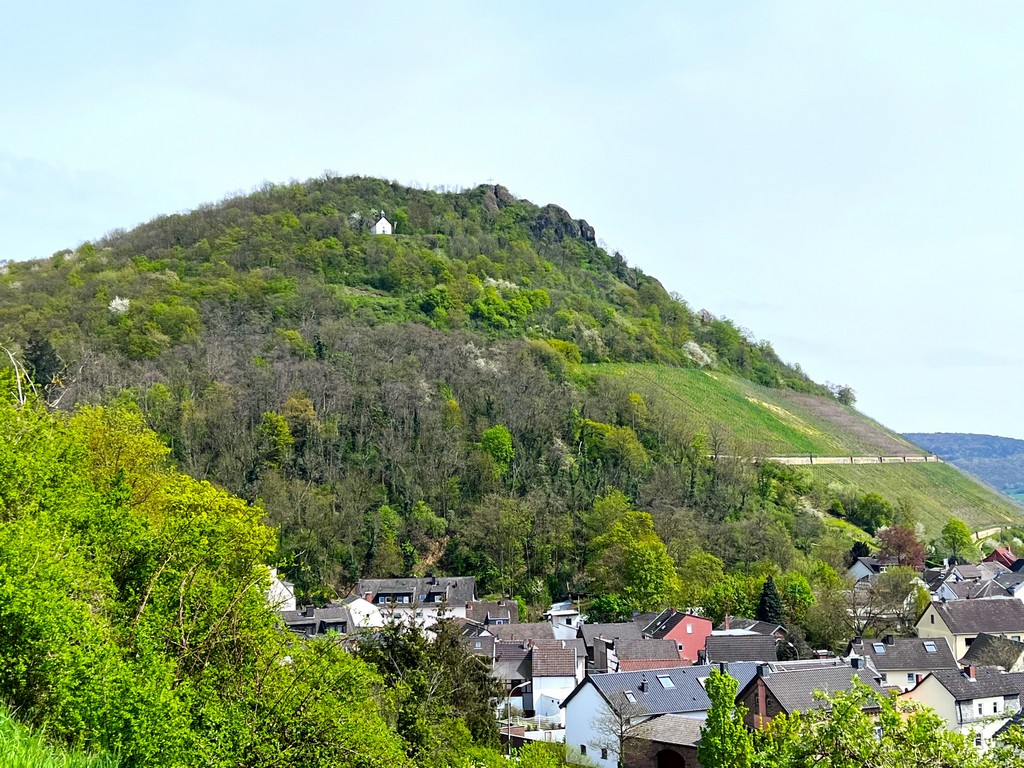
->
[[3, 2, 1023, 438]]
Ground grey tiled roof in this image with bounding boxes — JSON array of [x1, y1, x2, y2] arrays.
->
[[931, 598, 1024, 634], [466, 599, 519, 624], [947, 580, 1010, 599], [563, 663, 759, 717], [638, 609, 688, 639], [488, 622, 555, 641], [758, 667, 884, 714], [959, 634, 1024, 670], [847, 637, 957, 672], [925, 666, 1024, 701], [629, 714, 705, 747], [705, 634, 778, 663], [580, 622, 642, 649], [615, 638, 681, 661], [355, 576, 476, 605]]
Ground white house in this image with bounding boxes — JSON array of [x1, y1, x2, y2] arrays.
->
[[546, 600, 583, 641], [917, 598, 1024, 659], [371, 213, 393, 235], [561, 663, 758, 768], [845, 635, 958, 692], [354, 576, 475, 628], [902, 666, 1024, 751]]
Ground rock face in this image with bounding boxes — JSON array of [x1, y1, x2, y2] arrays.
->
[[530, 204, 597, 244]]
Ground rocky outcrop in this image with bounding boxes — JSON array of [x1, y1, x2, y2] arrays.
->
[[530, 204, 597, 244]]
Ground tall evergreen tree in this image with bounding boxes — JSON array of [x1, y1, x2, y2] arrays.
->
[[756, 575, 784, 625]]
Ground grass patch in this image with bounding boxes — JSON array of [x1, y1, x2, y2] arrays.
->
[[0, 706, 116, 768]]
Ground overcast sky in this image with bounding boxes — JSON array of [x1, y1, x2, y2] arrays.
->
[[3, 2, 1023, 438]]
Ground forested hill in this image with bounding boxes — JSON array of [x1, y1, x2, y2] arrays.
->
[[0, 176, 819, 392], [904, 432, 1024, 500], [0, 175, 1019, 614]]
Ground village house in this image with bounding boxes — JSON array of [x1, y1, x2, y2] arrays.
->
[[545, 600, 583, 640], [580, 623, 643, 670], [736, 660, 884, 729], [902, 666, 1024, 750], [279, 595, 385, 638], [370, 212, 392, 235], [714, 616, 787, 640], [465, 599, 518, 626], [845, 635, 958, 691], [635, 609, 713, 664], [267, 567, 296, 611], [621, 714, 704, 768], [600, 638, 688, 673], [916, 598, 1024, 658], [984, 546, 1017, 570], [353, 576, 475, 627], [561, 663, 759, 768]]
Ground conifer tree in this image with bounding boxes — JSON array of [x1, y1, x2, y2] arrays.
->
[[757, 575, 784, 625]]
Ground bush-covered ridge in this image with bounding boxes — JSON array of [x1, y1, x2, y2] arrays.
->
[[0, 175, 823, 393]]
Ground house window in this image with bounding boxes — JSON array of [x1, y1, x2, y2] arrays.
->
[[687, 623, 694, 634], [601, 748, 608, 760], [378, 596, 386, 604], [975, 735, 983, 747], [873, 643, 886, 654], [474, 641, 482, 649], [624, 691, 636, 703], [565, 618, 572, 625], [879, 672, 887, 683], [907, 673, 915, 685], [930, 615, 935, 624], [994, 702, 1000, 714], [978, 703, 984, 715], [657, 675, 675, 689], [924, 641, 937, 653], [580, 745, 587, 756]]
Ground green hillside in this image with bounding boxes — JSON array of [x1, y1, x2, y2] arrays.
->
[[588, 363, 923, 457], [0, 173, 1019, 615], [808, 463, 1021, 536], [589, 363, 1021, 536]]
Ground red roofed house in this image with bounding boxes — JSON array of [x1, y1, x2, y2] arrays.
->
[[634, 609, 713, 663], [985, 547, 1018, 570]]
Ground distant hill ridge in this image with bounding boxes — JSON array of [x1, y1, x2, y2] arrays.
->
[[904, 432, 1024, 498]]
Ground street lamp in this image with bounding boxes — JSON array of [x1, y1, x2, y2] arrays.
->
[[505, 681, 531, 757]]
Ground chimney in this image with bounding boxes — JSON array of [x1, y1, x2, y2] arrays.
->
[[853, 635, 862, 645], [638, 674, 648, 693], [725, 614, 730, 631], [718, 661, 729, 675], [965, 665, 977, 680], [364, 592, 372, 602], [304, 604, 315, 617], [756, 662, 771, 679], [884, 634, 895, 646]]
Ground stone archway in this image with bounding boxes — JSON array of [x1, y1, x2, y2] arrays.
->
[[655, 748, 686, 768]]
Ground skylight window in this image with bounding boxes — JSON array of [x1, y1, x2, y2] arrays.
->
[[624, 691, 637, 703], [873, 643, 886, 654], [924, 641, 937, 653], [657, 675, 675, 689]]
